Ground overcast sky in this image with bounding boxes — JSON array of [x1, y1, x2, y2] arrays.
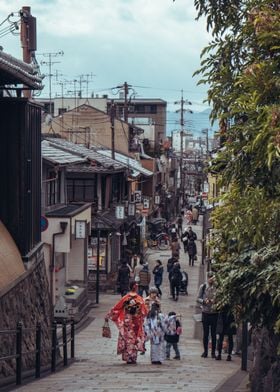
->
[[0, 0, 212, 112]]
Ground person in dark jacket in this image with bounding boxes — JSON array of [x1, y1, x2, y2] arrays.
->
[[152, 260, 163, 296], [165, 311, 182, 360], [117, 259, 131, 296], [215, 307, 237, 361], [167, 253, 179, 296], [187, 239, 197, 266], [170, 262, 182, 301], [138, 264, 151, 297]]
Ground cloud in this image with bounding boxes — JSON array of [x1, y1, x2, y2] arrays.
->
[[0, 0, 211, 110]]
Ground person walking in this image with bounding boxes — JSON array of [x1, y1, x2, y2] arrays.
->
[[192, 205, 199, 225], [177, 216, 183, 237], [167, 253, 179, 296], [197, 271, 219, 358], [152, 260, 163, 297], [117, 259, 130, 296], [105, 281, 147, 364], [133, 258, 143, 283], [171, 238, 180, 257], [170, 262, 183, 301], [185, 208, 193, 225], [181, 228, 189, 253], [186, 227, 197, 266], [144, 303, 168, 365], [215, 307, 237, 361], [186, 226, 197, 241], [187, 239, 197, 266], [138, 263, 151, 297], [165, 311, 182, 360]]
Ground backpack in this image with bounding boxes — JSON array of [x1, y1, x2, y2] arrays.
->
[[166, 315, 177, 336]]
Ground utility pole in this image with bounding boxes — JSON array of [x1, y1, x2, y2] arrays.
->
[[175, 90, 192, 209], [115, 82, 132, 122], [20, 6, 37, 98], [40, 51, 64, 115], [110, 100, 116, 160]]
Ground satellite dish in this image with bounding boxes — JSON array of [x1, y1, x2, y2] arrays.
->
[[45, 114, 53, 126]]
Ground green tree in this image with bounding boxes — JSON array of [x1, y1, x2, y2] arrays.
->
[[194, 1, 280, 390]]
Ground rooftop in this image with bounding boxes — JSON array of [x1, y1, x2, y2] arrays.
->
[[0, 50, 43, 90]]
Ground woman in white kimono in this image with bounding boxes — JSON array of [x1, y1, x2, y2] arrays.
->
[[144, 303, 169, 364]]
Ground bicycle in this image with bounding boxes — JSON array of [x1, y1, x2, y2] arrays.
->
[[147, 232, 170, 250]]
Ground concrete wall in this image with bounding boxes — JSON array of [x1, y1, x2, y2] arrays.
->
[[41, 105, 130, 155]]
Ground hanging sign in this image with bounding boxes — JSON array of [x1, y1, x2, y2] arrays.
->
[[128, 203, 135, 216], [115, 205, 125, 219], [154, 195, 160, 204]]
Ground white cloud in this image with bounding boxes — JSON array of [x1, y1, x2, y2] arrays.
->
[[0, 0, 211, 110]]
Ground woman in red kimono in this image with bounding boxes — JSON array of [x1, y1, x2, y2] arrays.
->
[[105, 281, 148, 364]]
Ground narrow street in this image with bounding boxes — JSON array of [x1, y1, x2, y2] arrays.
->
[[16, 217, 244, 392]]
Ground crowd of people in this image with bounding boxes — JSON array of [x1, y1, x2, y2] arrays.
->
[[105, 205, 239, 366]]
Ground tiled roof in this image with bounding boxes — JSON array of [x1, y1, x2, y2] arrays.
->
[[66, 164, 123, 174], [45, 138, 126, 170], [46, 203, 91, 217], [0, 50, 43, 90], [96, 149, 153, 177], [42, 140, 87, 165]]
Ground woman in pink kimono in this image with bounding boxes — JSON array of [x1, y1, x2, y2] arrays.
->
[[105, 281, 147, 364]]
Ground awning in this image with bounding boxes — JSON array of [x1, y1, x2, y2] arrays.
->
[[91, 211, 124, 231]]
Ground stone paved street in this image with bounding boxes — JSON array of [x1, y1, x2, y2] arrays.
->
[[15, 217, 245, 392]]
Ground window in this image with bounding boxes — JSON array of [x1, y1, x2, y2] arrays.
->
[[58, 108, 67, 115], [46, 171, 61, 206], [67, 178, 97, 202], [148, 105, 157, 114], [134, 105, 145, 114], [43, 102, 54, 116]]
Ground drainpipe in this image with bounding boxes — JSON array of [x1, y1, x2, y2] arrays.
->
[[50, 222, 68, 310]]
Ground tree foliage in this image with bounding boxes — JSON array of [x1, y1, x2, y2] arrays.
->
[[195, 0, 280, 332]]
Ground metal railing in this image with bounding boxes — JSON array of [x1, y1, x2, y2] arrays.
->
[[0, 320, 75, 387]]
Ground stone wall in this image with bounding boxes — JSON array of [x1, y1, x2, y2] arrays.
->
[[0, 251, 52, 378], [250, 327, 280, 392]]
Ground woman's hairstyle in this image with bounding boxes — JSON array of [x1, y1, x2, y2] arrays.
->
[[129, 280, 137, 291], [149, 286, 159, 294], [156, 259, 162, 265]]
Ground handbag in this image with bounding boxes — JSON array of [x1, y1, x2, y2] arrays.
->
[[193, 313, 202, 322], [102, 320, 111, 338]]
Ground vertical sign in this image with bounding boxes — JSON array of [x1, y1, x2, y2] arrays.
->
[[115, 205, 125, 219], [134, 190, 142, 203], [155, 195, 160, 204], [128, 203, 135, 216], [75, 220, 86, 239], [143, 198, 150, 209]]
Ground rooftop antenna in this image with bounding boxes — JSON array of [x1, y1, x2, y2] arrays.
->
[[39, 50, 64, 114]]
